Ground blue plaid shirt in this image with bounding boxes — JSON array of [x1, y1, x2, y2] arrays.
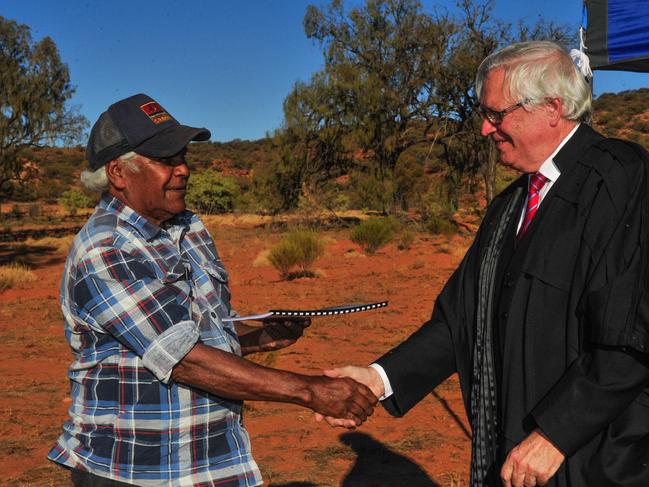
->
[[48, 195, 262, 486]]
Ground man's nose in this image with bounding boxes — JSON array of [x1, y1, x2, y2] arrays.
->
[[173, 162, 190, 177], [480, 117, 497, 137]]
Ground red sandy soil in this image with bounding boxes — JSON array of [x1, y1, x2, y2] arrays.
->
[[0, 220, 473, 486]]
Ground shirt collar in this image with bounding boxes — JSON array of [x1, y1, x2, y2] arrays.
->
[[98, 194, 192, 241], [536, 123, 580, 182]]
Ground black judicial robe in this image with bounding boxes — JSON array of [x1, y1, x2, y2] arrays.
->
[[376, 124, 649, 486]]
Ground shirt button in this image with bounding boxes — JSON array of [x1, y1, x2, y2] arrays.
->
[[210, 311, 217, 318], [501, 311, 509, 319]]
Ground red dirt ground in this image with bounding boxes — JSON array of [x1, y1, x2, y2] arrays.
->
[[0, 220, 473, 486]]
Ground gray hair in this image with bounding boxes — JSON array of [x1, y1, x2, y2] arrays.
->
[[475, 41, 592, 123], [80, 151, 140, 193]]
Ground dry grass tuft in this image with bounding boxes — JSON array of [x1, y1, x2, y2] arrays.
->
[[0, 264, 38, 292], [24, 235, 74, 255], [252, 249, 271, 267], [344, 250, 366, 259], [440, 472, 466, 487]]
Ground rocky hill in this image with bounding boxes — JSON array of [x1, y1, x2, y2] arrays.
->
[[592, 88, 649, 148]]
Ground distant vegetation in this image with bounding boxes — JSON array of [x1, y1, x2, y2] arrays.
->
[[186, 170, 238, 214], [591, 88, 649, 148], [5, 86, 647, 224], [0, 16, 87, 199], [2, 2, 648, 229], [58, 188, 95, 216]]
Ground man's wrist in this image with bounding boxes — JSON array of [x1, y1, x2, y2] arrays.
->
[[368, 363, 392, 400]]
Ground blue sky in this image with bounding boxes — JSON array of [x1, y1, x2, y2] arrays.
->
[[3, 0, 648, 142]]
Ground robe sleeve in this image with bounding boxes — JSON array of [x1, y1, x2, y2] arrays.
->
[[375, 231, 483, 417], [531, 139, 649, 455], [532, 347, 649, 456], [581, 139, 649, 352], [375, 300, 457, 417]]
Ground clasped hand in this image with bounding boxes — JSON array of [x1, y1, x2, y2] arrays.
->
[[314, 365, 385, 429]]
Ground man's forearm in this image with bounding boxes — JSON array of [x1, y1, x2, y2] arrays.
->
[[172, 343, 377, 422], [173, 342, 310, 403]]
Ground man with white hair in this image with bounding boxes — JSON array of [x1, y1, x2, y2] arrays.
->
[[48, 93, 377, 486], [323, 41, 649, 486]]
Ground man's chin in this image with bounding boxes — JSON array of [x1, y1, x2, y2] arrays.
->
[[165, 199, 187, 216], [496, 154, 513, 167]]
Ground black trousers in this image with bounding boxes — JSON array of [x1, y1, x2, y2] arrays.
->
[[71, 469, 136, 487]]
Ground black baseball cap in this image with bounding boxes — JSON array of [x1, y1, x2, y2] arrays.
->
[[86, 93, 211, 170]]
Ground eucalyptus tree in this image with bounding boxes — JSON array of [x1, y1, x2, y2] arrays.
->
[[0, 16, 87, 195]]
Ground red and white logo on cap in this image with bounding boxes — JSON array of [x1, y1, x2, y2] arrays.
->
[[140, 101, 172, 124]]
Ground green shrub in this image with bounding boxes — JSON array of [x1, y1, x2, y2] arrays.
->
[[186, 170, 238, 214], [268, 229, 325, 280], [348, 172, 393, 212], [58, 188, 94, 216], [28, 203, 42, 217], [350, 217, 396, 254], [631, 119, 649, 133], [417, 176, 462, 235], [424, 215, 456, 235], [397, 229, 416, 250]]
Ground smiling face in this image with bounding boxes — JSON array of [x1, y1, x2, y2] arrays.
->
[[479, 68, 558, 174], [107, 149, 190, 225]]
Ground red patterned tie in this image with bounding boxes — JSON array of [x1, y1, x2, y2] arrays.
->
[[517, 172, 548, 238]]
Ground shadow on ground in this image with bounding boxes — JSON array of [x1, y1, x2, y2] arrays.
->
[[340, 432, 439, 486], [271, 432, 438, 486], [0, 243, 66, 267]]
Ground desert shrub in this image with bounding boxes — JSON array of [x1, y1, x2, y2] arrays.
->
[[268, 229, 325, 280], [348, 172, 393, 212], [494, 166, 518, 195], [424, 215, 456, 235], [350, 217, 396, 254], [604, 118, 624, 131], [186, 170, 238, 214], [418, 177, 460, 235], [28, 203, 42, 217], [59, 188, 94, 216], [397, 229, 416, 250], [631, 119, 649, 133], [0, 263, 37, 292]]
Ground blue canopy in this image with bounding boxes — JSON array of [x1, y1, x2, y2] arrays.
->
[[584, 0, 649, 72]]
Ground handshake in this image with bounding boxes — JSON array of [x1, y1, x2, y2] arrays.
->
[[308, 365, 386, 429], [236, 318, 385, 428]]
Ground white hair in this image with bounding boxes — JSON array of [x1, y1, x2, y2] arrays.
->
[[475, 41, 592, 123], [80, 151, 140, 193]]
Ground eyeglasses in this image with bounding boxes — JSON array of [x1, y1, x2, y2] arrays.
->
[[477, 99, 530, 125]]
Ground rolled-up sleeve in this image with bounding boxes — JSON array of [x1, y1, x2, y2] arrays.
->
[[73, 247, 200, 382]]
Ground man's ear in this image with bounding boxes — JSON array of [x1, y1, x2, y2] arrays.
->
[[547, 98, 563, 127], [106, 159, 127, 190]]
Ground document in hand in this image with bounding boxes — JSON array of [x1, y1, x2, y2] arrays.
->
[[222, 301, 388, 322]]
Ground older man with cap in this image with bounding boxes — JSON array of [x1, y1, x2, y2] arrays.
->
[[47, 94, 377, 486]]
